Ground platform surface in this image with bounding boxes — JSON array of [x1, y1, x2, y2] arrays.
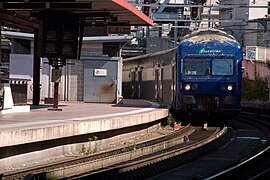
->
[[0, 99, 157, 129], [0, 99, 168, 147]]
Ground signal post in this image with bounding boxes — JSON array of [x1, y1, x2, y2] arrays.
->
[[40, 13, 80, 111]]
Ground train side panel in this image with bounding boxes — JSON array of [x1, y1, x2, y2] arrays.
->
[[123, 48, 177, 104], [123, 29, 243, 121]]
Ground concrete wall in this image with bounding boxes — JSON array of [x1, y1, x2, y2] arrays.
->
[[243, 58, 270, 80], [81, 42, 103, 56], [67, 59, 84, 101], [9, 54, 33, 99], [248, 0, 268, 19], [9, 54, 85, 101], [9, 54, 122, 103]]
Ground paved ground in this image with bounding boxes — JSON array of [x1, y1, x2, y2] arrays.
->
[[0, 99, 159, 131], [0, 99, 170, 170], [0, 99, 168, 147]]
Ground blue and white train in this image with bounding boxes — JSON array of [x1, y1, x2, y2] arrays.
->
[[122, 29, 243, 120]]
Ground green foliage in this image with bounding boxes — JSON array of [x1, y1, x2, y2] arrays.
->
[[266, 60, 270, 70], [242, 77, 253, 100], [242, 76, 268, 101], [80, 136, 99, 155], [130, 143, 137, 151], [253, 75, 268, 100], [87, 137, 92, 154], [161, 113, 174, 127], [121, 143, 137, 153], [93, 136, 99, 153], [80, 144, 86, 155]]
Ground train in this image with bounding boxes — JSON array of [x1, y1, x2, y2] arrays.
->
[[122, 29, 243, 121]]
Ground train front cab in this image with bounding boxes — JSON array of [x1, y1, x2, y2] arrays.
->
[[173, 53, 242, 120]]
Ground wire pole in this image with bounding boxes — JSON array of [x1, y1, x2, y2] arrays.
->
[[208, 0, 211, 28], [174, 21, 178, 47]]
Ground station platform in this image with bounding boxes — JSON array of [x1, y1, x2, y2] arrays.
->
[[0, 99, 168, 169], [0, 99, 168, 147]]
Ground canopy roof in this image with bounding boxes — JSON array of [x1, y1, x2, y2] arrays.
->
[[0, 0, 154, 31]]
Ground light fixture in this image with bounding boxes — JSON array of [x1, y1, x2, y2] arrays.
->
[[227, 85, 233, 91], [185, 84, 191, 91]]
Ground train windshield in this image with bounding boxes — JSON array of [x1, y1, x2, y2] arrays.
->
[[212, 58, 234, 75], [184, 58, 208, 75]]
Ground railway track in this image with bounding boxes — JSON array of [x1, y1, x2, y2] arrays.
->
[[67, 125, 227, 180], [0, 124, 193, 179], [150, 112, 270, 179], [206, 112, 270, 179], [0, 124, 225, 180], [70, 112, 269, 180], [2, 111, 267, 180]]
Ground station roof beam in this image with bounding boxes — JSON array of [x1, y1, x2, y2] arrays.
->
[[0, 0, 154, 30]]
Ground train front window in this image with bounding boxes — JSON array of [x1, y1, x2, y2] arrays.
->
[[212, 58, 234, 75], [184, 58, 208, 75]]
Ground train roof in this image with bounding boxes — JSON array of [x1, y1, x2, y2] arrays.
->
[[181, 29, 237, 42], [123, 47, 177, 62]]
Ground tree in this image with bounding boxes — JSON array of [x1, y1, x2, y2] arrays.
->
[[266, 60, 270, 70]]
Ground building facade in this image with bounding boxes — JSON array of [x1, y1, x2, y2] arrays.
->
[[4, 31, 132, 103]]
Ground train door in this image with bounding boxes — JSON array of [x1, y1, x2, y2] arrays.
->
[[155, 65, 160, 101], [155, 64, 163, 101], [137, 68, 143, 99], [171, 62, 176, 104], [131, 68, 136, 99], [160, 64, 164, 102]]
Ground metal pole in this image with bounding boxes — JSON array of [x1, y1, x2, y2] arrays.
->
[[48, 64, 62, 111], [53, 72, 59, 109], [174, 21, 178, 47], [208, 1, 211, 28], [0, 20, 2, 80], [33, 28, 40, 105]]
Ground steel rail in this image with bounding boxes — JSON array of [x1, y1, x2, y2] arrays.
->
[[69, 126, 228, 179], [1, 124, 194, 179], [205, 112, 270, 179]]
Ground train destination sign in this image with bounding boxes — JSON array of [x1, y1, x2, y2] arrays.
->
[[107, 26, 131, 34]]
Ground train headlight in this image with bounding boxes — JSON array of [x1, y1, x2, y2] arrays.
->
[[184, 84, 191, 91], [227, 85, 233, 91]]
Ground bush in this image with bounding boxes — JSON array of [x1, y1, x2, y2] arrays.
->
[[242, 76, 268, 101]]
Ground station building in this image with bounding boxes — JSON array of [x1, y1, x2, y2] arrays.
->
[[3, 30, 132, 104]]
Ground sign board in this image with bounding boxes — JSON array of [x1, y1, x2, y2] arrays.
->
[[107, 26, 130, 34], [94, 69, 107, 77], [246, 46, 256, 60], [51, 69, 62, 82]]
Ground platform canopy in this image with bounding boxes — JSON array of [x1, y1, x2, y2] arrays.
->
[[0, 0, 154, 31]]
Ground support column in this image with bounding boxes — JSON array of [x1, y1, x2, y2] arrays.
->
[[33, 28, 40, 105], [48, 59, 63, 111], [53, 67, 59, 109], [0, 20, 2, 79]]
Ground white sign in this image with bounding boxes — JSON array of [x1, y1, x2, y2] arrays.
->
[[246, 46, 256, 60], [51, 69, 62, 82], [94, 69, 107, 77]]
